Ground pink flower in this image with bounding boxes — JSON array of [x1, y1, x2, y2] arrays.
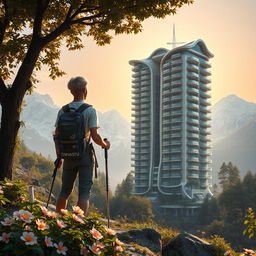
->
[[54, 241, 68, 255], [72, 214, 85, 224], [13, 210, 34, 223], [0, 233, 11, 243], [72, 206, 84, 217], [0, 189, 3, 194], [40, 206, 49, 215], [18, 196, 26, 201], [35, 219, 49, 230], [115, 238, 124, 246], [80, 247, 89, 256], [105, 227, 116, 235], [90, 228, 103, 240], [60, 209, 69, 215], [25, 226, 32, 231], [94, 241, 105, 249], [57, 219, 67, 228], [5, 182, 13, 186], [20, 232, 37, 245], [116, 246, 123, 252], [45, 236, 53, 247], [89, 244, 101, 255], [1, 217, 14, 226]]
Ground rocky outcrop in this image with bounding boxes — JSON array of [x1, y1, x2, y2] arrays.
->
[[162, 232, 216, 256], [117, 228, 161, 255]]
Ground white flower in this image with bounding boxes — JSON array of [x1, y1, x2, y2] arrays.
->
[[1, 217, 14, 226], [54, 241, 68, 255], [72, 206, 84, 217], [57, 219, 67, 228], [13, 210, 34, 223], [20, 232, 37, 245], [35, 219, 49, 230], [90, 228, 103, 240], [45, 236, 54, 247]]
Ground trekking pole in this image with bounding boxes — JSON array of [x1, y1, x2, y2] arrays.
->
[[104, 138, 110, 228], [46, 157, 61, 208]]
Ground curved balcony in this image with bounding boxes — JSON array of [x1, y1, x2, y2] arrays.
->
[[171, 73, 182, 81], [171, 80, 182, 87], [141, 69, 150, 75], [187, 57, 199, 65], [188, 148, 199, 154], [188, 165, 199, 171], [131, 94, 140, 100], [163, 69, 171, 75], [188, 94, 199, 103], [200, 120, 211, 128], [163, 75, 172, 83], [201, 91, 211, 99], [163, 89, 171, 96], [170, 125, 182, 131], [141, 98, 150, 103], [200, 69, 211, 76], [170, 110, 182, 117], [201, 84, 211, 91], [132, 66, 140, 72], [200, 114, 211, 121], [140, 110, 150, 115], [188, 80, 199, 88], [169, 132, 182, 138], [187, 140, 199, 147], [171, 53, 181, 60], [171, 66, 182, 74], [187, 125, 199, 133], [200, 142, 211, 149], [162, 97, 171, 104], [200, 77, 211, 84], [200, 60, 211, 68], [140, 129, 150, 135], [141, 103, 150, 110], [170, 102, 182, 109], [132, 72, 141, 78], [187, 132, 199, 139], [171, 87, 182, 95], [141, 92, 150, 98], [201, 158, 212, 164], [172, 95, 182, 101], [140, 116, 150, 122], [163, 62, 171, 69], [188, 87, 199, 96], [187, 118, 199, 126], [162, 119, 172, 125], [171, 59, 182, 67], [187, 173, 199, 179], [141, 75, 150, 81], [188, 103, 199, 111], [162, 111, 172, 117], [187, 72, 199, 81], [188, 156, 199, 162], [187, 64, 199, 73], [200, 151, 212, 156], [200, 136, 211, 142], [132, 78, 140, 83], [187, 110, 199, 118], [200, 98, 211, 106], [171, 117, 182, 124]]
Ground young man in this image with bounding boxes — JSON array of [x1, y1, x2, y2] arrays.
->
[[55, 76, 110, 214]]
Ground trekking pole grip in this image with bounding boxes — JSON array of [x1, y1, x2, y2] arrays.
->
[[104, 138, 108, 159]]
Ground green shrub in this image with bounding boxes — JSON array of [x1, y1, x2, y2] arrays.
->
[[208, 235, 236, 256]]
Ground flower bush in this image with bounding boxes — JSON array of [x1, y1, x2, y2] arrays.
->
[[0, 180, 126, 256]]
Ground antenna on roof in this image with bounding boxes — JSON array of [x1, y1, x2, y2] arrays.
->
[[167, 24, 185, 49]]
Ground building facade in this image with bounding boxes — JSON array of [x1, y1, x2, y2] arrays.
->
[[130, 40, 214, 216]]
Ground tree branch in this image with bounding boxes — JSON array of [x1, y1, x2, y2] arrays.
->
[[70, 13, 103, 25], [32, 0, 50, 39]]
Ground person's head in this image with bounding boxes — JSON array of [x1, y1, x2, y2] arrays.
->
[[67, 76, 87, 99]]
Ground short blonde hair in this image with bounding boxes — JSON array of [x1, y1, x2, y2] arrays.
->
[[67, 77, 87, 94]]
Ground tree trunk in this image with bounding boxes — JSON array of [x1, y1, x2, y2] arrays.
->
[[0, 40, 43, 181], [0, 92, 23, 180]]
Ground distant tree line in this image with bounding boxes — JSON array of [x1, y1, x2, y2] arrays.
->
[[198, 162, 256, 250]]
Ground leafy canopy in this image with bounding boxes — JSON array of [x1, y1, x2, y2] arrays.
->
[[0, 0, 194, 81]]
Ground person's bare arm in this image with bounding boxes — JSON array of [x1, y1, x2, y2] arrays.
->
[[90, 127, 110, 149]]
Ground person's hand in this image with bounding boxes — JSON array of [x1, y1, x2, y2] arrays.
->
[[103, 139, 110, 150], [54, 158, 62, 168]]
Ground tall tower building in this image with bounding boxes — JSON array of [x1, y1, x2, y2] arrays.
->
[[130, 40, 214, 216]]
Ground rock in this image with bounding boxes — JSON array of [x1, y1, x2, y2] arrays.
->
[[162, 232, 216, 256], [117, 228, 161, 254]]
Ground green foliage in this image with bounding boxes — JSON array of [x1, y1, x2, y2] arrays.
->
[[115, 172, 133, 197], [111, 195, 154, 223], [0, 0, 194, 81], [208, 235, 236, 256], [244, 208, 256, 239], [218, 162, 240, 191], [0, 180, 126, 256]]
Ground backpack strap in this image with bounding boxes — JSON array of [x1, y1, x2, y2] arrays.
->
[[76, 103, 92, 113], [62, 104, 70, 113]]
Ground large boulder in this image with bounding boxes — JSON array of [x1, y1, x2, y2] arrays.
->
[[117, 228, 161, 254], [162, 232, 216, 256]]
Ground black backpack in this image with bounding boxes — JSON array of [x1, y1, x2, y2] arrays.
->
[[55, 103, 91, 160]]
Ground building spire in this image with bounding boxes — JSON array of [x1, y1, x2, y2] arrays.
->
[[167, 24, 185, 49]]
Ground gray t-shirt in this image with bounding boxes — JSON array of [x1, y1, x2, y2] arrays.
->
[[55, 101, 99, 140]]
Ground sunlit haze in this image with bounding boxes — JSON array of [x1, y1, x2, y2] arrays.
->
[[35, 0, 256, 121]]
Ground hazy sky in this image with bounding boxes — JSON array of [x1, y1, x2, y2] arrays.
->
[[35, 0, 256, 120]]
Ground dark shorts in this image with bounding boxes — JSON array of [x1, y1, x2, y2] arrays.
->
[[59, 146, 94, 200]]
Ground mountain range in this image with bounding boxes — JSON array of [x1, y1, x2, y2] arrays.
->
[[0, 93, 255, 189]]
